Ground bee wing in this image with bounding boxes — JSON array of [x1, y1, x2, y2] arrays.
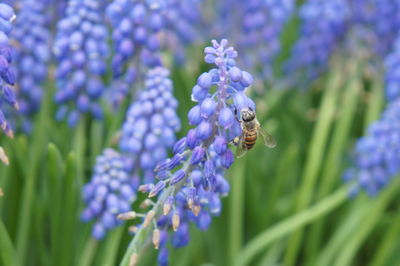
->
[[235, 135, 248, 158], [257, 127, 277, 148]]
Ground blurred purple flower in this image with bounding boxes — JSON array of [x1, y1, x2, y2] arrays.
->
[[53, 0, 108, 127]]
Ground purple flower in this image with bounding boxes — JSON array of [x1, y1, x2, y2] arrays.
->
[[122, 40, 260, 264], [119, 67, 181, 183], [106, 0, 203, 108], [81, 149, 139, 239], [0, 3, 16, 138], [344, 29, 400, 196], [211, 0, 294, 82], [385, 35, 400, 101], [286, 0, 350, 84], [53, 0, 108, 127], [350, 0, 400, 56], [8, 0, 50, 133]]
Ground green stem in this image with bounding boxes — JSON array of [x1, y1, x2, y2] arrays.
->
[[47, 143, 64, 262], [284, 67, 343, 265], [315, 197, 367, 266], [371, 211, 400, 266], [263, 143, 299, 226], [60, 153, 78, 266], [0, 218, 19, 266], [119, 186, 174, 266], [78, 238, 98, 266], [14, 82, 55, 262], [16, 87, 49, 263], [306, 67, 361, 261], [364, 74, 384, 128], [100, 227, 124, 265], [90, 120, 104, 165], [334, 179, 400, 266], [234, 186, 348, 266], [228, 158, 246, 265], [259, 240, 285, 266], [74, 118, 86, 188]]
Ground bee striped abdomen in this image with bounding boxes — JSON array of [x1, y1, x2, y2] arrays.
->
[[244, 130, 257, 150]]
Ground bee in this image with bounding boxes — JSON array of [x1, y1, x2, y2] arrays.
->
[[234, 107, 276, 158]]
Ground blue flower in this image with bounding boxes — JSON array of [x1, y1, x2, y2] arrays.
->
[[8, 0, 51, 133], [119, 66, 181, 184], [210, 0, 294, 84], [350, 0, 400, 56], [0, 3, 17, 138], [345, 30, 400, 197], [53, 0, 108, 127], [286, 0, 350, 85], [81, 149, 139, 239], [106, 0, 203, 108], [123, 39, 256, 264], [238, 0, 294, 81], [384, 35, 400, 101], [344, 100, 400, 196]]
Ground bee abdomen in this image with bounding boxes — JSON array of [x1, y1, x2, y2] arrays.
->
[[244, 130, 257, 150]]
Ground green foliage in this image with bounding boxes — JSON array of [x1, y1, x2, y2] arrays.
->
[[0, 59, 399, 266]]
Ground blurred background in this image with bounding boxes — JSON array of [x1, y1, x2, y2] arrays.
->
[[1, 0, 400, 266]]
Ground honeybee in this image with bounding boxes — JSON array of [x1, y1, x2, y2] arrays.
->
[[234, 107, 276, 158]]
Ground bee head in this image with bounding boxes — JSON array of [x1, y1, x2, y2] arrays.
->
[[241, 108, 255, 122]]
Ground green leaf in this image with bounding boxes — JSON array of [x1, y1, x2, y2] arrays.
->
[[235, 186, 348, 266], [0, 218, 19, 266]]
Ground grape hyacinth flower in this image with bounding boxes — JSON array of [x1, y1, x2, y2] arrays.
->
[[237, 0, 294, 81], [119, 66, 181, 184], [105, 0, 203, 107], [81, 149, 139, 239], [161, 0, 203, 65], [53, 0, 108, 127], [350, 0, 400, 57], [286, 0, 350, 85], [345, 30, 400, 197], [119, 39, 259, 265], [9, 0, 51, 133], [0, 3, 17, 138], [343, 99, 400, 196], [384, 34, 400, 101]]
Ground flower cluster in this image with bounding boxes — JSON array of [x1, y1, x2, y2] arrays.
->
[[210, 0, 293, 85], [384, 34, 400, 101], [120, 39, 258, 265], [343, 99, 400, 196], [0, 3, 17, 138], [9, 0, 51, 133], [286, 0, 350, 84], [237, 0, 294, 81], [161, 0, 203, 65], [345, 30, 400, 197], [350, 0, 400, 57], [81, 66, 181, 239], [81, 149, 139, 239], [53, 0, 108, 127], [119, 66, 181, 184], [106, 0, 202, 107]]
